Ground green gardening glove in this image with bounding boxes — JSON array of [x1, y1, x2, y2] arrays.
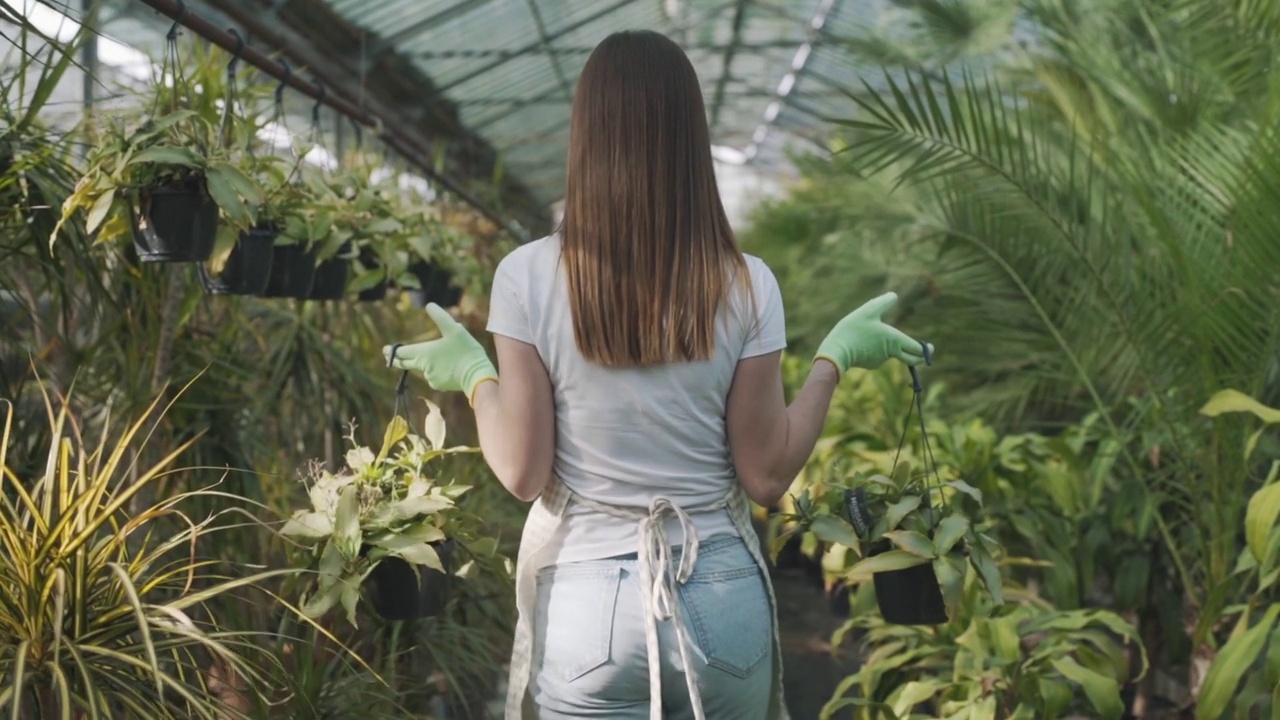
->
[[815, 292, 933, 373], [382, 303, 498, 405]]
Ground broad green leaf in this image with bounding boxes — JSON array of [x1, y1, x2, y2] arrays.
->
[[810, 514, 861, 552], [933, 514, 970, 555], [1246, 481, 1280, 564], [302, 581, 342, 619], [970, 538, 1004, 605], [1199, 389, 1280, 425], [424, 400, 446, 451], [317, 540, 345, 590], [884, 529, 937, 559], [393, 541, 445, 571], [85, 188, 115, 234], [1195, 604, 1280, 720], [205, 166, 249, 227], [846, 549, 929, 581], [379, 494, 453, 524], [892, 681, 943, 716], [128, 145, 203, 168], [945, 480, 983, 503], [279, 511, 333, 542], [934, 555, 965, 620], [377, 416, 409, 464], [885, 495, 922, 530], [340, 581, 360, 628], [1052, 656, 1124, 720], [469, 536, 499, 557], [333, 485, 361, 559]]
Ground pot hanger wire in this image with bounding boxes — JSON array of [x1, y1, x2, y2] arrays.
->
[[890, 341, 945, 528]]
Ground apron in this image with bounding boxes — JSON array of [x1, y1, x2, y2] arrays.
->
[[504, 477, 790, 720]]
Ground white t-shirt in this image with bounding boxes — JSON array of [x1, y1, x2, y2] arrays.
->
[[486, 235, 787, 564]]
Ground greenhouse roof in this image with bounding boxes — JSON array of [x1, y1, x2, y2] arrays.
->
[[58, 0, 940, 236]]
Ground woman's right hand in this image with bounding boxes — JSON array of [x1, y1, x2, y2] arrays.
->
[[814, 292, 932, 373]]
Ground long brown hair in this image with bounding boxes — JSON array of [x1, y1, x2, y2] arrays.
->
[[560, 30, 751, 367]]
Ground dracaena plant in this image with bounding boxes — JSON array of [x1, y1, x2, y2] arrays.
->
[[0, 378, 292, 719], [784, 460, 1005, 621], [280, 400, 505, 627], [822, 576, 1146, 720]]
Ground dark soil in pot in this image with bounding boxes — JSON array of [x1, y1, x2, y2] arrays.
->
[[260, 243, 317, 299], [199, 224, 277, 296], [362, 540, 454, 622], [130, 176, 219, 263], [405, 261, 462, 308]]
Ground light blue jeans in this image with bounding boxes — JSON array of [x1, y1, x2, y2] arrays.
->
[[530, 533, 774, 719]]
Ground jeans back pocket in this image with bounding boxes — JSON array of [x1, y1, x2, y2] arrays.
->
[[534, 564, 623, 682], [679, 558, 772, 678]]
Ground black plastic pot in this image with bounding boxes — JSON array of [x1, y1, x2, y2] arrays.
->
[[405, 261, 462, 309], [869, 539, 948, 625], [260, 243, 317, 298], [199, 224, 277, 296], [130, 178, 219, 263], [308, 243, 353, 301], [362, 540, 454, 622]]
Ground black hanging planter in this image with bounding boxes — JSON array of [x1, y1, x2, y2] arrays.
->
[[405, 261, 462, 309], [867, 539, 948, 626], [308, 243, 353, 301], [199, 223, 277, 296], [356, 247, 389, 302], [362, 540, 454, 622], [260, 243, 317, 299], [130, 177, 219, 263]]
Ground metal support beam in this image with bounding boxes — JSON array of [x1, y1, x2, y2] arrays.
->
[[379, 0, 495, 50], [523, 0, 573, 101], [154, 0, 548, 238], [709, 0, 753, 131], [433, 0, 640, 95]]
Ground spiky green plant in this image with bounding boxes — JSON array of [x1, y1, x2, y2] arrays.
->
[[0, 377, 293, 719]]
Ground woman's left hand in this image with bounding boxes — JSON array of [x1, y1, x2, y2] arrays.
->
[[383, 303, 498, 404]]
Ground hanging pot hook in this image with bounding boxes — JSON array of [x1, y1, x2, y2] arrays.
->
[[226, 28, 245, 77], [275, 59, 291, 107], [312, 82, 327, 126], [166, 0, 187, 42]]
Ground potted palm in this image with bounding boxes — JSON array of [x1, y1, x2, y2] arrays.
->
[[279, 400, 501, 624]]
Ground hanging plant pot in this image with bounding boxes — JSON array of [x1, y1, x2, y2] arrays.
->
[[867, 539, 955, 626], [130, 177, 219, 263], [362, 540, 454, 622], [199, 224, 277, 296], [308, 243, 353, 301], [260, 243, 317, 299], [405, 261, 462, 309], [356, 247, 389, 302]]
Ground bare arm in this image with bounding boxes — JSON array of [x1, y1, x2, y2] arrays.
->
[[726, 351, 840, 507], [471, 335, 556, 502]]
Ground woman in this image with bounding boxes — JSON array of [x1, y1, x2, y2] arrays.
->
[[385, 30, 930, 720]]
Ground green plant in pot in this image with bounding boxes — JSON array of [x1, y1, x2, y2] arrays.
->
[[783, 367, 1005, 625], [53, 108, 261, 263], [280, 400, 505, 625], [259, 175, 329, 299], [201, 153, 298, 296]]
